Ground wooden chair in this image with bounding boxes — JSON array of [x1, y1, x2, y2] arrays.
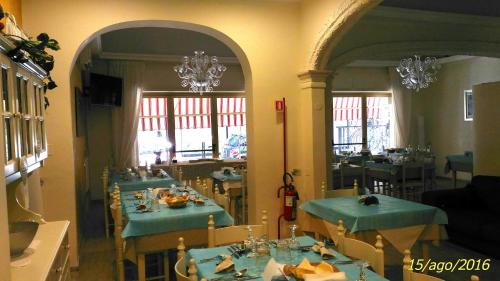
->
[[403, 249, 443, 281], [321, 179, 359, 198], [102, 167, 110, 238], [175, 237, 201, 281], [214, 184, 230, 211], [337, 219, 384, 276], [111, 185, 125, 281], [399, 161, 425, 201], [208, 210, 268, 247]]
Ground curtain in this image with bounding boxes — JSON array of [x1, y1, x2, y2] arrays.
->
[[389, 68, 412, 147], [109, 61, 145, 169]]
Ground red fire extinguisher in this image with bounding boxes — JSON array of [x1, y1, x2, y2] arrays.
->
[[277, 172, 300, 238]]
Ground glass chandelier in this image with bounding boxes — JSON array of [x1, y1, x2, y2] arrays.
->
[[396, 55, 441, 92], [173, 50, 227, 95]]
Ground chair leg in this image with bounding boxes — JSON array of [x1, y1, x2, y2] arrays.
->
[[163, 252, 169, 281], [138, 254, 146, 281]]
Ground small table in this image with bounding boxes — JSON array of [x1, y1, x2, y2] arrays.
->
[[331, 163, 364, 190], [188, 236, 388, 281], [211, 171, 243, 223], [300, 195, 448, 261], [445, 154, 473, 188]]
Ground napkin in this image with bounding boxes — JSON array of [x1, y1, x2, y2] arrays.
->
[[303, 272, 347, 281], [319, 247, 335, 259], [262, 258, 286, 281], [214, 256, 234, 273], [312, 244, 335, 259]]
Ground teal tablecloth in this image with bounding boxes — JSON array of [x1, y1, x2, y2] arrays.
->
[[365, 161, 398, 175], [300, 195, 448, 233], [444, 154, 473, 174], [108, 174, 178, 193], [187, 236, 388, 281], [211, 171, 242, 182], [120, 191, 233, 238]]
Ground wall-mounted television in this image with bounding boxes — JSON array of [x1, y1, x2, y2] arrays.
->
[[89, 73, 123, 106]]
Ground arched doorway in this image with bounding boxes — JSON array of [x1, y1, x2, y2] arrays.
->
[[68, 21, 254, 274]]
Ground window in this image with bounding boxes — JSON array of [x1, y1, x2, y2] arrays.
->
[[174, 97, 212, 160], [137, 94, 246, 164], [138, 97, 170, 165], [217, 97, 246, 159], [332, 92, 393, 156]]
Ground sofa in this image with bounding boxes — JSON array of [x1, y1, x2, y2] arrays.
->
[[422, 175, 500, 259]]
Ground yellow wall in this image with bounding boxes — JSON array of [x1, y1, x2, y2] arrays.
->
[[412, 57, 500, 180], [20, 0, 351, 266], [472, 82, 500, 176], [0, 0, 22, 27]]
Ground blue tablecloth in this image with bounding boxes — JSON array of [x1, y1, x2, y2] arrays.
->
[[300, 195, 448, 233], [120, 190, 234, 238], [187, 236, 388, 281], [365, 161, 398, 175], [444, 154, 473, 174], [211, 171, 242, 182], [108, 174, 178, 193]]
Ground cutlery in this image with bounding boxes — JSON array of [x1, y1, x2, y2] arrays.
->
[[227, 246, 239, 259], [332, 260, 354, 265], [199, 255, 223, 264]]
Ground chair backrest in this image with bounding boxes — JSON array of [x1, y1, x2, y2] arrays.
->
[[175, 256, 200, 281], [111, 186, 125, 281], [214, 185, 230, 211], [337, 220, 384, 276], [403, 249, 443, 281], [322, 180, 359, 198], [208, 210, 268, 247]]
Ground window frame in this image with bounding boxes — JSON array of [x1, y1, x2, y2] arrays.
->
[[330, 91, 392, 151], [140, 91, 245, 162]]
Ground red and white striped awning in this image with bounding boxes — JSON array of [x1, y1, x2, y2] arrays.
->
[[138, 97, 246, 131], [139, 97, 168, 131], [333, 97, 382, 121], [217, 97, 246, 127], [174, 97, 211, 129]]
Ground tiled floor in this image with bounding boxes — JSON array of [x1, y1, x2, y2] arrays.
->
[[71, 238, 115, 281], [73, 177, 499, 281]]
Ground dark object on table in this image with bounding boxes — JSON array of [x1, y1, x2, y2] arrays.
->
[[364, 196, 379, 205], [223, 168, 232, 175], [358, 195, 379, 205], [422, 175, 500, 259], [9, 221, 39, 257]]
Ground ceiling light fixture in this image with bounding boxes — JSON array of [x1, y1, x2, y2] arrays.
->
[[396, 55, 440, 92], [173, 50, 227, 95]]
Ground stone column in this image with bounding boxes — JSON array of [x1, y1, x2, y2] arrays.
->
[[295, 70, 332, 203]]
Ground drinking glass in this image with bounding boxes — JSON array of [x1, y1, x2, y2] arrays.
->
[[288, 225, 300, 263], [355, 260, 369, 281], [275, 239, 291, 263], [246, 226, 258, 258]]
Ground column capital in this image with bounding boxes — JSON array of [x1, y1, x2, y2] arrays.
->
[[298, 70, 333, 90], [297, 70, 333, 82]]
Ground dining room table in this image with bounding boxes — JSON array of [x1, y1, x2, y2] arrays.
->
[[364, 159, 436, 195], [187, 235, 389, 281], [444, 152, 473, 188], [299, 195, 448, 264], [108, 172, 179, 193], [116, 186, 234, 281]]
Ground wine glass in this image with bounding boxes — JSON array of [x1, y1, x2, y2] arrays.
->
[[354, 260, 369, 281], [288, 225, 300, 263], [246, 226, 258, 258]]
